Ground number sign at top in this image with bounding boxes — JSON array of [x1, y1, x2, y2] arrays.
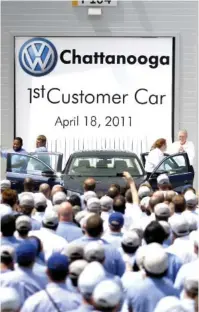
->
[[72, 0, 117, 7]]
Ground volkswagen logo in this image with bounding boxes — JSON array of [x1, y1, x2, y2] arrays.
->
[[19, 38, 58, 77]]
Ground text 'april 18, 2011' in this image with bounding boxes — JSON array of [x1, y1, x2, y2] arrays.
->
[[27, 86, 166, 106]]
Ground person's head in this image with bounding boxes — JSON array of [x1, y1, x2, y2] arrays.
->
[[68, 194, 81, 207], [85, 215, 103, 238], [107, 186, 120, 199], [0, 180, 11, 193], [151, 138, 167, 152], [1, 215, 16, 237], [1, 189, 17, 208], [113, 195, 126, 214], [172, 195, 186, 214], [19, 193, 35, 215], [138, 186, 151, 200], [83, 178, 96, 192], [169, 215, 189, 240], [121, 230, 141, 255], [52, 191, 67, 205], [47, 253, 69, 283], [157, 174, 171, 191], [34, 193, 47, 212], [58, 201, 73, 222], [182, 185, 196, 195], [184, 191, 198, 211], [0, 245, 15, 271], [143, 243, 168, 278], [1, 287, 21, 312], [108, 212, 124, 233], [13, 137, 23, 152], [39, 183, 51, 199], [36, 135, 47, 148], [100, 196, 113, 212], [23, 178, 34, 192], [66, 243, 84, 263], [87, 198, 101, 214], [16, 241, 37, 268], [83, 191, 97, 207], [149, 195, 164, 213], [154, 203, 171, 222], [140, 197, 151, 215], [84, 242, 105, 264], [93, 280, 122, 312], [69, 260, 88, 287], [51, 185, 65, 198], [183, 276, 198, 310], [78, 261, 106, 303], [144, 221, 167, 245], [16, 215, 32, 238], [42, 210, 59, 231], [178, 129, 188, 145], [154, 296, 187, 312]]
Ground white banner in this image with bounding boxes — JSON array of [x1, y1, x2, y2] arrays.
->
[[15, 36, 174, 162]]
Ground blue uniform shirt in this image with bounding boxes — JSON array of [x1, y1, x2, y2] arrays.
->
[[127, 276, 179, 312], [72, 236, 125, 277], [21, 282, 81, 312], [166, 252, 182, 283], [1, 236, 20, 249], [56, 221, 83, 243]]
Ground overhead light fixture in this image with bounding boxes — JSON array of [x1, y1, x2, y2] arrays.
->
[[88, 8, 102, 16]]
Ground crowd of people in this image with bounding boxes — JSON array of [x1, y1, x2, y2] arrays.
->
[[0, 168, 198, 312]]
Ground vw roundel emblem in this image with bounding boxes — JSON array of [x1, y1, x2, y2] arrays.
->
[[19, 38, 58, 77]]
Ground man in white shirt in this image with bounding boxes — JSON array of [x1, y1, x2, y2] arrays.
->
[[169, 129, 195, 166]]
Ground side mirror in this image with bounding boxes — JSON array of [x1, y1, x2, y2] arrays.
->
[[42, 170, 56, 178]]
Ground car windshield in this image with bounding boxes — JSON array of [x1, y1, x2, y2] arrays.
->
[[29, 153, 59, 171], [67, 155, 144, 177]]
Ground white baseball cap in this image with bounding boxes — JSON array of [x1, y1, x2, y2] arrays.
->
[[34, 193, 47, 208], [138, 186, 151, 199], [19, 193, 34, 207], [154, 203, 170, 218], [157, 174, 170, 185], [84, 242, 105, 262], [1, 287, 21, 311], [184, 190, 198, 207], [154, 296, 187, 312], [0, 180, 11, 191], [83, 191, 97, 203], [42, 210, 58, 226], [16, 215, 32, 231], [122, 231, 141, 248], [52, 191, 67, 205], [93, 280, 122, 308], [100, 196, 113, 211], [169, 215, 189, 237], [87, 198, 101, 213], [143, 243, 168, 274]]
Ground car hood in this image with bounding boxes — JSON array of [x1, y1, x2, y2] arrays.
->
[[63, 175, 146, 195]]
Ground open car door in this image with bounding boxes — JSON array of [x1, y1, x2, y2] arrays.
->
[[6, 152, 63, 193], [140, 152, 169, 168], [147, 152, 194, 193], [29, 152, 63, 172]]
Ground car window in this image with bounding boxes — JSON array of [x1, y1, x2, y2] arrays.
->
[[156, 154, 188, 174], [67, 156, 144, 177], [9, 154, 51, 175], [30, 153, 59, 171]]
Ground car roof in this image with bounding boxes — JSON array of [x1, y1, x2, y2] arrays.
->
[[69, 150, 138, 158]]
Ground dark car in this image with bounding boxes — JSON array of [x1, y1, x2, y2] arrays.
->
[[5, 150, 194, 195]]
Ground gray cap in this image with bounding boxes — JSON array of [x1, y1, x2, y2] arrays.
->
[[78, 261, 106, 296], [169, 215, 189, 237], [154, 203, 170, 218], [84, 242, 105, 262], [87, 198, 101, 213], [69, 259, 88, 279], [138, 186, 151, 199], [34, 193, 47, 208], [122, 231, 141, 248], [184, 276, 198, 296], [159, 221, 171, 236], [16, 215, 32, 231], [75, 211, 88, 224], [0, 245, 15, 260], [135, 245, 149, 269], [143, 243, 168, 274], [67, 243, 84, 260], [52, 191, 67, 205], [182, 212, 197, 232], [1, 287, 21, 311], [140, 196, 150, 208], [83, 191, 97, 203], [42, 210, 58, 226], [0, 180, 11, 191], [19, 193, 34, 207], [154, 296, 187, 312], [100, 196, 113, 212], [184, 191, 198, 207], [93, 280, 122, 308], [72, 205, 81, 216], [157, 174, 170, 185]]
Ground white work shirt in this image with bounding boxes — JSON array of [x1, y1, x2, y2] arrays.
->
[[29, 228, 68, 261], [21, 282, 81, 312], [167, 235, 197, 264], [145, 148, 165, 173], [174, 258, 199, 292], [169, 141, 195, 165], [102, 232, 123, 249]]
